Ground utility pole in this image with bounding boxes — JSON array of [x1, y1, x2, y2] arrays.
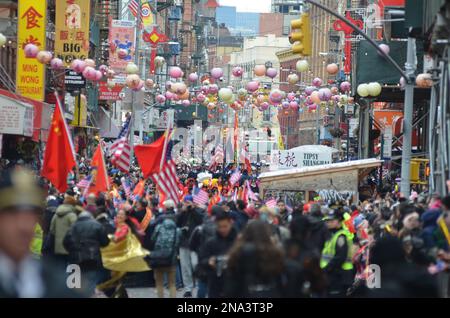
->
[[400, 36, 417, 196], [130, 3, 142, 158]]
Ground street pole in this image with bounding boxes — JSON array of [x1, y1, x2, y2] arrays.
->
[[130, 7, 142, 158], [400, 37, 417, 196], [316, 106, 320, 145]]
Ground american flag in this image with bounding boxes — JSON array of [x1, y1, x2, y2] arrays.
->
[[229, 169, 241, 186], [151, 138, 181, 205], [128, 0, 140, 17], [193, 189, 209, 205], [246, 180, 258, 201], [121, 177, 132, 198], [265, 198, 277, 209], [110, 117, 132, 172], [77, 175, 91, 189], [209, 144, 224, 169]]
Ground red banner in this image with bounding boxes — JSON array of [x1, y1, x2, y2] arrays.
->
[[98, 81, 123, 101]]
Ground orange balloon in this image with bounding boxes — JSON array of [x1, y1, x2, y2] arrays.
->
[[310, 91, 321, 104]]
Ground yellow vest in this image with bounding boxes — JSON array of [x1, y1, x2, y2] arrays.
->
[[320, 228, 353, 270], [30, 223, 43, 258]]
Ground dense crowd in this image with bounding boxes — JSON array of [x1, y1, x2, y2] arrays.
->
[[0, 161, 449, 298]]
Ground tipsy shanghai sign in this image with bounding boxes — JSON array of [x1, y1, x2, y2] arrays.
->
[[55, 0, 91, 65], [16, 0, 47, 101]]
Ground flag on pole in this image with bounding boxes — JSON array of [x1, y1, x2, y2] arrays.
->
[[110, 116, 132, 173], [246, 180, 258, 201], [240, 144, 252, 174], [233, 111, 239, 164], [209, 144, 224, 170], [88, 144, 110, 195], [135, 134, 167, 179], [77, 175, 91, 189], [193, 189, 209, 206], [128, 0, 140, 17], [265, 198, 277, 209], [229, 169, 242, 186], [41, 92, 77, 193]]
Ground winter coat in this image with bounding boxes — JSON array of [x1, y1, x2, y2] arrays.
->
[[63, 212, 110, 270], [229, 209, 249, 232], [420, 209, 441, 249], [50, 204, 77, 255], [176, 207, 205, 248], [306, 215, 331, 252]]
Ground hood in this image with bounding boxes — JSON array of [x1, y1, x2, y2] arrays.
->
[[55, 204, 75, 216], [421, 209, 441, 227]]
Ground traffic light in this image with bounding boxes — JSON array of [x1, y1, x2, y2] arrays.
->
[[289, 13, 312, 56]]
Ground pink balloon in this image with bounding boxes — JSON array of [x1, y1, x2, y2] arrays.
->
[[340, 81, 351, 93], [254, 65, 266, 77], [304, 86, 316, 96], [246, 81, 260, 93], [318, 88, 332, 101], [188, 73, 199, 83], [99, 64, 108, 74], [308, 104, 318, 111], [260, 102, 269, 111], [82, 66, 97, 80], [208, 84, 219, 95], [287, 92, 296, 101], [289, 101, 299, 110], [326, 63, 339, 75], [196, 93, 206, 103], [165, 91, 175, 100], [156, 94, 166, 104], [182, 100, 191, 107], [169, 66, 183, 79], [94, 70, 103, 81], [232, 66, 243, 77], [266, 68, 278, 79], [24, 44, 39, 58], [330, 86, 339, 95], [133, 80, 144, 91], [210, 68, 224, 79], [50, 58, 64, 70], [71, 59, 87, 73], [312, 77, 323, 87]]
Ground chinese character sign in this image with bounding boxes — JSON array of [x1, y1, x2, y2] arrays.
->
[[271, 148, 333, 170], [55, 0, 91, 65], [109, 20, 136, 74], [16, 0, 47, 101]]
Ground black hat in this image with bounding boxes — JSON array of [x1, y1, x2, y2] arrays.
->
[[0, 168, 45, 212], [323, 208, 342, 221]]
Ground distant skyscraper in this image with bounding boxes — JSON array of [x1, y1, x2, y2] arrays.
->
[[271, 0, 303, 14]]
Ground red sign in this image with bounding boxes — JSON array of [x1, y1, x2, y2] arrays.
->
[[99, 82, 123, 101]]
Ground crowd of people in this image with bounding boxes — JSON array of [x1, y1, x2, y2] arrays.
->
[[0, 160, 449, 298]]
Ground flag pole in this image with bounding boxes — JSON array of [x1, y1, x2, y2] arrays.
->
[[160, 110, 173, 170]]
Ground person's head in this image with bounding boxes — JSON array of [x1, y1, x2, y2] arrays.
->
[[236, 199, 246, 211], [116, 208, 128, 224], [277, 200, 286, 212], [163, 199, 175, 212], [324, 210, 342, 229], [183, 195, 194, 210], [95, 195, 106, 208], [0, 169, 45, 264], [402, 212, 420, 230], [289, 215, 312, 243], [215, 210, 233, 238], [137, 198, 148, 210], [309, 203, 321, 217], [86, 193, 96, 206]]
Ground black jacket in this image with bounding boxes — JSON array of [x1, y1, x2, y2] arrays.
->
[[198, 228, 238, 298], [229, 209, 249, 232], [306, 215, 331, 252], [176, 207, 205, 248], [63, 214, 110, 270]]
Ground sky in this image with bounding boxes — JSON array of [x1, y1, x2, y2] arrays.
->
[[218, 0, 272, 13]]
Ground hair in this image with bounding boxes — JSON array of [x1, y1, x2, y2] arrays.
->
[[215, 210, 233, 222], [236, 199, 246, 210], [138, 198, 148, 208], [228, 220, 284, 277], [226, 201, 237, 211], [118, 208, 141, 238], [289, 215, 312, 243]]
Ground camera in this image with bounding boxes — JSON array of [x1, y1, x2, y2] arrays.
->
[[215, 255, 228, 277]]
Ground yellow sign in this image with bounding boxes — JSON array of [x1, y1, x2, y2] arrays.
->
[[71, 94, 87, 127], [55, 0, 91, 66], [141, 1, 155, 29], [16, 0, 47, 101]]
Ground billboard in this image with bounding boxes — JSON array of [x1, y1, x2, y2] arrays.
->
[[109, 20, 136, 73], [16, 0, 47, 101], [55, 0, 91, 65]]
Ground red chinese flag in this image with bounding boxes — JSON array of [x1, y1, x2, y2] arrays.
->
[[41, 94, 76, 193], [133, 180, 145, 198], [88, 144, 110, 195], [134, 134, 166, 178]]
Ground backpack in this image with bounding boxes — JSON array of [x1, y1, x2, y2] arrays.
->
[[149, 218, 179, 268]]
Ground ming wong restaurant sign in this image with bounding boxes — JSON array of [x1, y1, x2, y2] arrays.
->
[[55, 0, 91, 65], [16, 0, 47, 101]]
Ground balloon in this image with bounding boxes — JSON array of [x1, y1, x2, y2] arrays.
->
[[126, 62, 139, 74], [282, 101, 290, 109], [0, 33, 6, 46], [94, 70, 103, 81], [207, 102, 216, 110], [287, 74, 299, 84], [165, 91, 175, 100], [211, 67, 224, 79], [256, 94, 265, 105], [326, 63, 339, 75], [237, 88, 248, 98], [260, 102, 269, 111], [145, 79, 154, 88], [208, 84, 219, 95], [169, 66, 183, 79], [304, 86, 316, 96], [367, 82, 382, 96], [290, 101, 299, 110], [296, 60, 309, 72], [165, 81, 173, 91], [82, 66, 97, 80], [266, 68, 278, 79], [99, 65, 108, 74], [50, 58, 64, 70], [196, 93, 206, 103], [332, 95, 341, 103], [219, 87, 233, 102], [126, 74, 140, 89], [179, 90, 190, 100], [36, 51, 53, 64], [416, 73, 433, 88], [154, 56, 165, 67], [133, 80, 144, 91], [106, 69, 116, 78], [312, 77, 323, 87], [308, 104, 318, 111], [232, 66, 243, 77], [269, 89, 284, 104], [254, 65, 266, 77], [378, 44, 390, 56], [171, 82, 187, 95], [182, 100, 191, 107], [330, 86, 339, 95], [24, 44, 39, 58], [71, 59, 87, 73], [84, 59, 96, 68], [156, 94, 166, 104], [340, 81, 351, 93], [246, 81, 260, 93], [287, 92, 296, 101], [202, 79, 210, 85], [188, 73, 198, 83], [310, 91, 321, 104], [357, 83, 370, 97], [339, 95, 349, 104], [318, 88, 332, 101], [118, 49, 128, 59]]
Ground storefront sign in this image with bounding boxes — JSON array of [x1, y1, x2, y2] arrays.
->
[[65, 70, 86, 91], [271, 146, 335, 170], [99, 81, 123, 101], [383, 127, 393, 160], [109, 20, 136, 73], [55, 0, 91, 65], [16, 0, 47, 101], [0, 104, 34, 136]]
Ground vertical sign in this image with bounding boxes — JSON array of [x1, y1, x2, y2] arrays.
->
[[16, 0, 47, 101], [55, 0, 91, 66], [383, 127, 393, 160], [109, 20, 136, 74]]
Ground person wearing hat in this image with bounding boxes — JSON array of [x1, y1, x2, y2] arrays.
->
[[320, 208, 355, 297], [0, 168, 80, 297]]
